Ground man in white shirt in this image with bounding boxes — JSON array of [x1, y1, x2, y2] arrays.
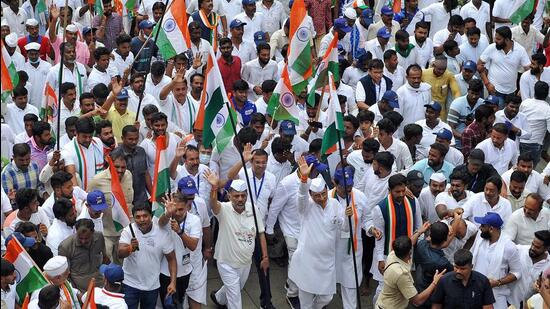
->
[[409, 21, 433, 69], [461, 177, 513, 225], [519, 53, 550, 101], [459, 26, 489, 64], [229, 19, 257, 64], [2, 188, 50, 237], [210, 127, 258, 185], [4, 86, 39, 135], [492, 0, 514, 29], [494, 95, 531, 150], [47, 198, 76, 256], [459, 0, 491, 36], [433, 15, 463, 54], [32, 256, 80, 308], [234, 0, 265, 43], [434, 169, 474, 211], [76, 190, 106, 233], [434, 128, 464, 167], [503, 153, 550, 204], [376, 118, 413, 171], [418, 173, 447, 223], [256, 0, 286, 35], [81, 263, 128, 309], [158, 68, 198, 135], [241, 43, 279, 100], [504, 193, 550, 246], [511, 13, 545, 57], [288, 158, 349, 308], [518, 81, 550, 167], [204, 174, 269, 309], [393, 29, 421, 70], [0, 258, 17, 309], [365, 26, 393, 61], [117, 203, 177, 309], [475, 123, 519, 175], [383, 50, 406, 91], [406, 0, 460, 39], [87, 47, 116, 92], [395, 64, 432, 136], [21, 42, 51, 110], [45, 42, 88, 99]]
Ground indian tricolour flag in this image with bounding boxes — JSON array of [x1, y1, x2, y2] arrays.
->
[[151, 135, 170, 217], [194, 47, 236, 153], [107, 157, 131, 231], [320, 72, 344, 155], [3, 237, 49, 302], [307, 32, 339, 106], [1, 42, 19, 102], [154, 0, 191, 60], [510, 0, 538, 24], [267, 65, 301, 125], [287, 0, 312, 94], [40, 82, 58, 123]]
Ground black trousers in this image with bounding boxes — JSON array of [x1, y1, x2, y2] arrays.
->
[[253, 238, 273, 307], [159, 273, 190, 309]]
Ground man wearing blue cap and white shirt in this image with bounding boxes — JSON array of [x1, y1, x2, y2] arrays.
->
[[369, 90, 399, 124], [175, 176, 211, 307], [318, 18, 352, 57], [266, 154, 328, 308], [331, 166, 368, 309], [341, 48, 369, 93], [234, 0, 266, 43], [433, 128, 464, 167], [367, 6, 400, 44], [203, 171, 269, 309], [470, 212, 521, 309], [271, 120, 309, 161], [229, 19, 256, 64], [82, 263, 127, 309], [76, 190, 108, 233], [365, 26, 393, 60], [415, 101, 455, 158], [452, 61, 481, 97], [289, 157, 351, 309]]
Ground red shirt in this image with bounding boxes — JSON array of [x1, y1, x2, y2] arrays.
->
[[17, 35, 52, 60], [218, 56, 242, 96], [546, 45, 550, 67]]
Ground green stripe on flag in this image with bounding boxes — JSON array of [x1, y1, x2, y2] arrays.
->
[[291, 45, 312, 76], [15, 267, 49, 301], [214, 113, 235, 153], [125, 0, 135, 10], [202, 88, 225, 149], [510, 0, 536, 24], [155, 26, 177, 60]]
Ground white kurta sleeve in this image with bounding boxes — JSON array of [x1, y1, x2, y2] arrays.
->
[[372, 206, 386, 262], [297, 181, 310, 214], [265, 182, 289, 234]]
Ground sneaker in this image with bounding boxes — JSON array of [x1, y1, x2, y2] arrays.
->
[[210, 291, 226, 308], [286, 296, 300, 309]]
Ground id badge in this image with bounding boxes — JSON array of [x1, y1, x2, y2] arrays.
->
[[182, 253, 191, 266]]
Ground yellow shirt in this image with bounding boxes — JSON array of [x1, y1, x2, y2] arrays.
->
[[375, 251, 418, 309], [421, 69, 461, 121], [106, 107, 136, 142]]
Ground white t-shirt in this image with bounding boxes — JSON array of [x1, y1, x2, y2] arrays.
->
[[479, 42, 531, 94], [120, 222, 174, 290]]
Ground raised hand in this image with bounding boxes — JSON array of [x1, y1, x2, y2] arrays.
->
[[243, 143, 253, 162], [50, 5, 60, 20], [175, 140, 188, 157], [174, 67, 185, 83], [192, 53, 202, 70], [297, 156, 313, 178], [111, 78, 123, 95], [204, 169, 219, 188]]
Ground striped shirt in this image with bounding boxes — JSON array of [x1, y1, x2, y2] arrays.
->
[[1, 161, 44, 195]]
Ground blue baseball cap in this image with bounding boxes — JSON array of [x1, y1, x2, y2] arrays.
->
[[407, 170, 424, 186], [280, 120, 297, 135], [242, 0, 255, 5], [463, 60, 476, 72], [377, 26, 391, 39], [178, 176, 198, 195], [100, 263, 124, 284], [334, 166, 354, 187], [361, 8, 374, 26], [381, 6, 394, 16], [138, 20, 154, 29], [116, 88, 129, 100], [289, 0, 293, 8], [334, 18, 353, 33], [304, 154, 329, 173], [381, 90, 399, 108], [474, 212, 504, 229], [230, 19, 246, 29], [254, 31, 267, 45], [82, 26, 97, 35], [355, 48, 370, 62], [86, 190, 108, 212], [433, 128, 452, 141], [5, 232, 36, 248], [484, 95, 499, 106], [424, 101, 442, 112]]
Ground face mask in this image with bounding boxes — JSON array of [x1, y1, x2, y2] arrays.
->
[[29, 58, 40, 64], [199, 153, 211, 165]]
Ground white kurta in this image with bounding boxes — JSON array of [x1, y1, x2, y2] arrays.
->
[[288, 181, 346, 295]]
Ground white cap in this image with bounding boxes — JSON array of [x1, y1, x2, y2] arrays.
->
[[4, 33, 17, 48], [44, 256, 68, 277], [25, 19, 39, 26], [310, 178, 326, 193], [24, 42, 41, 51], [344, 7, 357, 20], [230, 179, 247, 192], [1, 19, 9, 27], [430, 172, 446, 184], [65, 24, 78, 33]]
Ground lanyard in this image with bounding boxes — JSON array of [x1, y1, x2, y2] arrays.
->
[[191, 201, 198, 213], [196, 175, 200, 193], [187, 97, 196, 133], [253, 174, 265, 199]]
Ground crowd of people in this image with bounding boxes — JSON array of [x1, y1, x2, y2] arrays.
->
[[1, 0, 550, 308]]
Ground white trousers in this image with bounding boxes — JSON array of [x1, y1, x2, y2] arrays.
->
[[373, 281, 384, 305], [285, 235, 299, 298], [214, 262, 251, 309], [493, 293, 508, 309], [298, 289, 333, 309], [341, 285, 357, 309]]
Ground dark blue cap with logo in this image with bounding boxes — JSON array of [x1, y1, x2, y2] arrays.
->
[[433, 128, 452, 141], [361, 8, 374, 25], [382, 90, 399, 108], [116, 88, 129, 100], [463, 60, 476, 72], [178, 176, 198, 195], [138, 20, 154, 29], [304, 154, 329, 173], [377, 26, 391, 39], [100, 263, 124, 283], [87, 190, 108, 212], [334, 18, 353, 33], [254, 31, 267, 45], [242, 0, 255, 5], [334, 166, 354, 187], [474, 212, 504, 228], [230, 19, 247, 29], [484, 95, 499, 106], [5, 232, 36, 248], [280, 120, 297, 135], [424, 101, 442, 112], [381, 6, 394, 16]]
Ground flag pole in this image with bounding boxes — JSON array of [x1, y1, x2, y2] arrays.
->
[[224, 101, 267, 278], [336, 129, 361, 308], [56, 0, 70, 151], [81, 278, 95, 309], [134, 0, 171, 122]]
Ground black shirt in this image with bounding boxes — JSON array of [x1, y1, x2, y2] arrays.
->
[[414, 240, 454, 308], [27, 243, 53, 270], [431, 270, 495, 309], [453, 164, 499, 193], [112, 145, 149, 205]]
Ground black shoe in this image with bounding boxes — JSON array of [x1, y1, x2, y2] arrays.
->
[[210, 291, 226, 308], [260, 304, 277, 309], [286, 296, 300, 309]]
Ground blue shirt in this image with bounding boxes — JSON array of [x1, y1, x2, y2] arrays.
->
[[447, 95, 484, 134], [411, 159, 455, 184], [233, 99, 257, 126]]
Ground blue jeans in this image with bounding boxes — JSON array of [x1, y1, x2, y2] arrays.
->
[[520, 143, 543, 167], [122, 284, 159, 309], [493, 91, 514, 110]]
